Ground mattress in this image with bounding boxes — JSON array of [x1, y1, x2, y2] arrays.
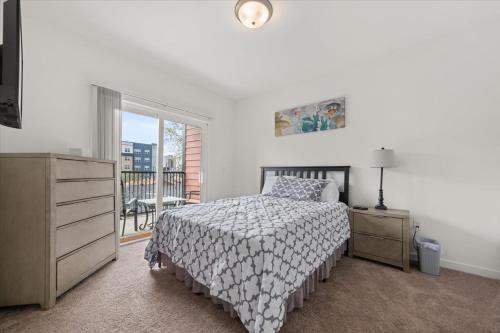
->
[[145, 195, 350, 333]]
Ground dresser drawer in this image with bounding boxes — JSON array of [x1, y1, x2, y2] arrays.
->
[[56, 159, 114, 180], [56, 213, 115, 257], [56, 233, 116, 296], [56, 196, 115, 227], [55, 180, 114, 203], [354, 213, 402, 240], [353, 233, 402, 262]]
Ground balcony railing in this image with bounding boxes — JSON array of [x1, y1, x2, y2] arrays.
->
[[121, 171, 185, 210]]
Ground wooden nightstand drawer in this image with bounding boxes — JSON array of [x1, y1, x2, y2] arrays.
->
[[353, 233, 402, 263], [354, 213, 402, 240], [348, 207, 410, 272]]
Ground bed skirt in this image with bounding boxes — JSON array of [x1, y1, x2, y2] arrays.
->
[[158, 240, 347, 322]]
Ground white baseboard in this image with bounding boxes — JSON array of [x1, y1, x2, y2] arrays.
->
[[440, 259, 500, 280], [410, 252, 499, 280]]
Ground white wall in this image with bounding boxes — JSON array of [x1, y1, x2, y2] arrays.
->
[[233, 19, 500, 279], [0, 8, 234, 200], [2, 2, 498, 279]]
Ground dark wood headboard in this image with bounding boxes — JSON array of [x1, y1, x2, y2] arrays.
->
[[260, 166, 351, 205]]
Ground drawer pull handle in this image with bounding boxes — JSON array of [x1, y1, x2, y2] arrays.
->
[[354, 232, 388, 241], [368, 235, 385, 240]]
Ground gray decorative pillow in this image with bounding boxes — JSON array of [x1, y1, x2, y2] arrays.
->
[[267, 176, 328, 201]]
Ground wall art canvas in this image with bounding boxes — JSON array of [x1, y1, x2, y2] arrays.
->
[[275, 97, 346, 137]]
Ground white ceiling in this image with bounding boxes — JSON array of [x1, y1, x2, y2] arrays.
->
[[24, 0, 500, 100]]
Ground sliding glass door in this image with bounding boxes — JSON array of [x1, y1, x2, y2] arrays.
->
[[119, 100, 206, 239], [120, 111, 159, 238]]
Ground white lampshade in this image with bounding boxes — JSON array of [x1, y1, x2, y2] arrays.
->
[[370, 148, 396, 168]]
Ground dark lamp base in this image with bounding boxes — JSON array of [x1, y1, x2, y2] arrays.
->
[[375, 203, 388, 210]]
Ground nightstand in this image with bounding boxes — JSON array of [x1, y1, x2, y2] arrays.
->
[[348, 207, 410, 272]]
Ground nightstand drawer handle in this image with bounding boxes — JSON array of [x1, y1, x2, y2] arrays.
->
[[368, 234, 386, 240]]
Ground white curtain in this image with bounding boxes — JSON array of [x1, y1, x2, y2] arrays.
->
[[94, 86, 122, 161]]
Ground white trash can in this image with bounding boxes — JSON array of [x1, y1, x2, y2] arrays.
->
[[416, 237, 441, 276]]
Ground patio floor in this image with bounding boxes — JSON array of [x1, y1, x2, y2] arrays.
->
[[119, 212, 155, 237]]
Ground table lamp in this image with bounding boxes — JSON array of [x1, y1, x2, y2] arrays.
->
[[370, 147, 396, 210]]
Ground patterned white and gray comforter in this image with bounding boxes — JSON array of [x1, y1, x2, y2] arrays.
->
[[144, 195, 350, 333]]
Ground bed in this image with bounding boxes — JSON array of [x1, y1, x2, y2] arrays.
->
[[145, 166, 351, 333]]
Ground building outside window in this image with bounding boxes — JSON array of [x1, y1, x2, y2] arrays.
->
[[121, 142, 134, 171], [122, 141, 133, 154], [121, 141, 159, 172]]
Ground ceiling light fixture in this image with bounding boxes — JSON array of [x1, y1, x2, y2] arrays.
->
[[235, 0, 273, 29]]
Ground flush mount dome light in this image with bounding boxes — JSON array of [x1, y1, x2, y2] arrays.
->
[[235, 0, 273, 29]]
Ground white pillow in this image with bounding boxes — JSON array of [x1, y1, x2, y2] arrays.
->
[[261, 175, 296, 194], [320, 179, 340, 203]]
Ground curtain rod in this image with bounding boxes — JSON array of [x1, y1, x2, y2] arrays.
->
[[91, 83, 212, 120]]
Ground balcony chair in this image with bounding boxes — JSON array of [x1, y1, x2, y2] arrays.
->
[[120, 179, 138, 236], [185, 190, 201, 205]]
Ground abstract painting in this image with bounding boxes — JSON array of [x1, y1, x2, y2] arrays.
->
[[275, 97, 346, 137]]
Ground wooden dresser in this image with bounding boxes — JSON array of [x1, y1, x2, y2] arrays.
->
[[348, 207, 410, 272], [0, 153, 119, 309]]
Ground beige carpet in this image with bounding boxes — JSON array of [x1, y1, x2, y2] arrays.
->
[[1, 240, 499, 333]]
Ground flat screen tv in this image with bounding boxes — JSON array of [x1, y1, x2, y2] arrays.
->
[[0, 0, 22, 129]]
